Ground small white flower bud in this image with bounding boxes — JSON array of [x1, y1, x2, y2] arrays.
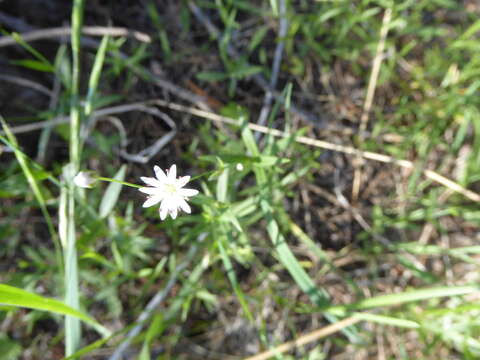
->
[[235, 163, 244, 171], [73, 171, 97, 188]]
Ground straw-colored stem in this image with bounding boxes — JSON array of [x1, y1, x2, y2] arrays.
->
[[244, 317, 361, 360], [352, 8, 392, 202], [153, 100, 480, 203]]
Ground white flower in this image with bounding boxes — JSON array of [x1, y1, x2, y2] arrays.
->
[[73, 171, 96, 188], [139, 164, 199, 220]]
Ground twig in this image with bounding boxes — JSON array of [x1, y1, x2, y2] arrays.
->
[[134, 67, 211, 111], [0, 11, 35, 32], [256, 0, 288, 129], [0, 116, 70, 135], [351, 8, 392, 202], [0, 102, 175, 135], [0, 26, 151, 48], [0, 74, 52, 97], [109, 243, 200, 360], [243, 316, 361, 360], [115, 107, 177, 163]]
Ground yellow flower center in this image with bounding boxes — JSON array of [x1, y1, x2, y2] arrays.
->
[[165, 184, 177, 194]]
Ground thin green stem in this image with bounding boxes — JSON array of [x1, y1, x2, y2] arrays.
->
[[97, 177, 142, 189], [70, 0, 83, 168]]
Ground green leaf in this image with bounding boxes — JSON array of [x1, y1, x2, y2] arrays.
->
[[328, 285, 480, 316], [0, 284, 106, 332], [217, 235, 254, 322], [63, 334, 115, 360], [353, 313, 420, 329], [11, 59, 54, 72], [196, 71, 229, 81], [139, 314, 164, 360], [85, 35, 109, 116], [10, 32, 54, 69], [216, 167, 229, 203], [0, 334, 21, 360], [231, 64, 263, 79], [99, 165, 127, 218], [459, 19, 480, 40], [248, 26, 269, 53]]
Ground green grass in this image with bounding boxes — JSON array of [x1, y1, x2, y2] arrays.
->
[[1, 0, 480, 359]]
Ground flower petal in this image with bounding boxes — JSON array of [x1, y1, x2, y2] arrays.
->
[[140, 176, 163, 187], [164, 196, 178, 211], [179, 199, 191, 213], [177, 175, 191, 187], [142, 195, 162, 208], [139, 187, 162, 195], [167, 164, 177, 181], [159, 205, 168, 220], [154, 165, 168, 182], [179, 188, 199, 197], [170, 207, 178, 219]]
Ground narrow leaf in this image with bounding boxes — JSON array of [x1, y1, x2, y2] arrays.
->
[[0, 284, 107, 333], [328, 285, 480, 315], [99, 165, 127, 218], [353, 312, 420, 329], [85, 35, 109, 117]]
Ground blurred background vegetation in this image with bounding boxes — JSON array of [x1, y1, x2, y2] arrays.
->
[[1, 0, 480, 359]]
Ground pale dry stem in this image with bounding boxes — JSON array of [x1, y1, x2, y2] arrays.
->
[[154, 100, 480, 203], [243, 317, 361, 360], [352, 8, 392, 203]]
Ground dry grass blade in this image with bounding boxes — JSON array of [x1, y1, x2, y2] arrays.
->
[[153, 100, 480, 203], [243, 317, 361, 360], [4, 98, 479, 203], [352, 8, 392, 202]]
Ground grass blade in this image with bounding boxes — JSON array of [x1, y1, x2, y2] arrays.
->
[[0, 284, 108, 335], [328, 285, 480, 316], [214, 166, 253, 322], [85, 35, 109, 117], [352, 313, 420, 329], [217, 234, 254, 323]]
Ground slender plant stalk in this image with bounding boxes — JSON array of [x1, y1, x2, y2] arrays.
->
[[97, 177, 142, 188], [64, 0, 85, 356], [70, 0, 83, 166]]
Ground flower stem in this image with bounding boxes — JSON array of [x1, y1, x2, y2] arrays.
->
[[97, 177, 143, 189]]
